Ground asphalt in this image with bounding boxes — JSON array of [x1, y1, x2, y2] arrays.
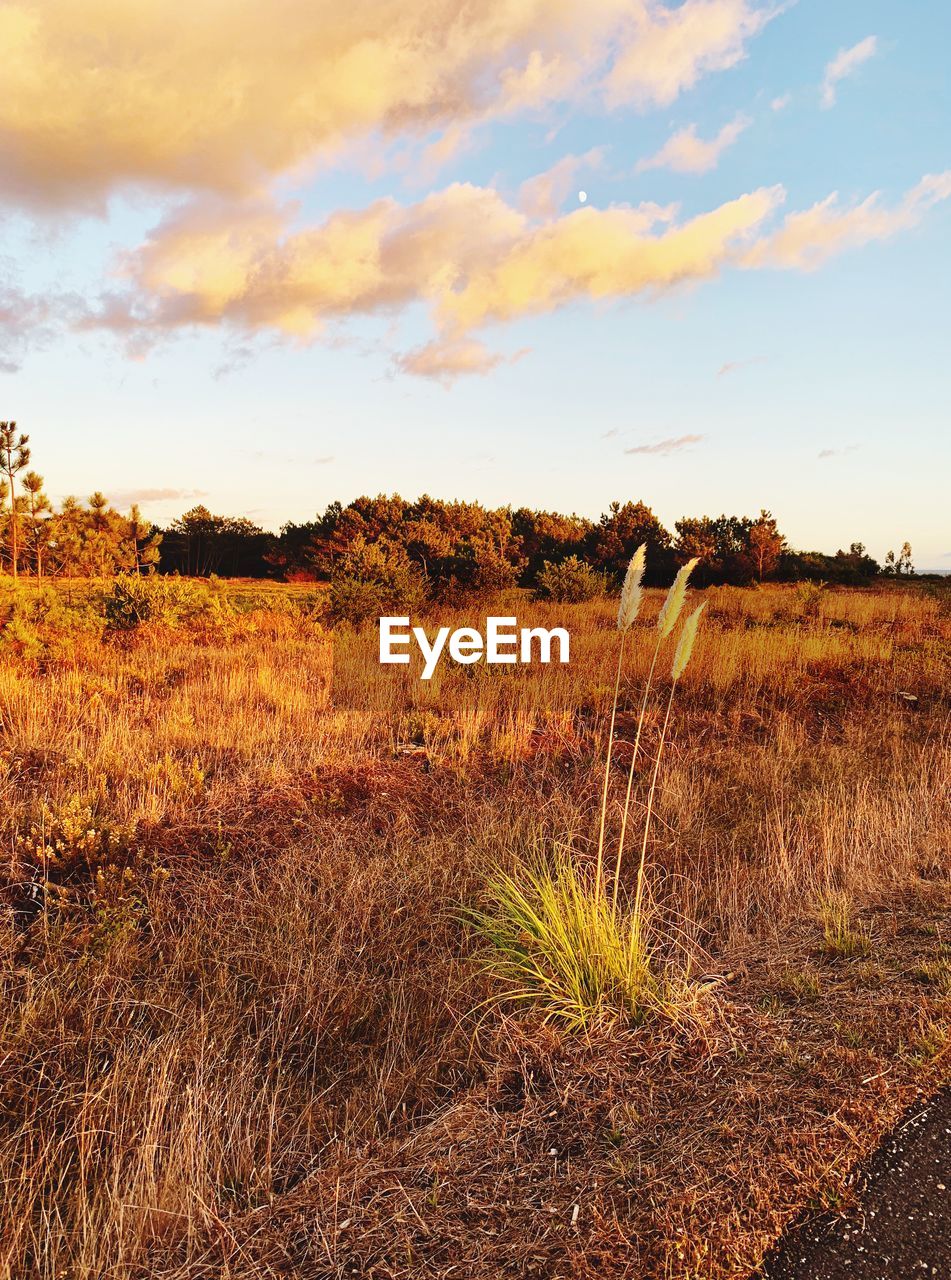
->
[[761, 1087, 951, 1279]]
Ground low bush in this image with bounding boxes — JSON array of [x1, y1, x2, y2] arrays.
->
[[534, 555, 606, 603], [14, 794, 166, 948], [0, 582, 106, 657], [796, 579, 827, 620], [104, 575, 233, 631], [325, 539, 427, 627]]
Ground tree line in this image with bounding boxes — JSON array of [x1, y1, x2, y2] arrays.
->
[[1, 422, 916, 592]]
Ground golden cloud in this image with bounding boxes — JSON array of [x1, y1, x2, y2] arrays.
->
[[395, 338, 510, 384], [436, 189, 780, 333], [89, 183, 777, 367], [0, 0, 779, 208], [112, 185, 526, 337], [636, 113, 751, 175], [87, 170, 950, 378], [739, 173, 951, 270], [605, 0, 778, 108]]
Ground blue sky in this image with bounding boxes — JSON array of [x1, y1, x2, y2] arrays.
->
[[1, 0, 949, 565]]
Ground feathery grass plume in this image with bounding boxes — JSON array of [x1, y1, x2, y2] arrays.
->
[[656, 557, 699, 638], [595, 544, 646, 890], [617, 543, 647, 632], [610, 559, 696, 907], [630, 600, 706, 928], [672, 602, 706, 680]]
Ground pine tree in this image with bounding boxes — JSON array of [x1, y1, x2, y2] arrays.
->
[[0, 422, 31, 580], [0, 478, 7, 573], [125, 504, 162, 573], [21, 471, 52, 580], [748, 509, 784, 581], [87, 491, 114, 578]]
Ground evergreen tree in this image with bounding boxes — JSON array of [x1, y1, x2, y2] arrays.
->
[[21, 471, 52, 580], [125, 504, 162, 573], [0, 422, 31, 579], [748, 510, 784, 581]]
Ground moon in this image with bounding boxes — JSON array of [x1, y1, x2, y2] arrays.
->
[[578, 190, 587, 203]]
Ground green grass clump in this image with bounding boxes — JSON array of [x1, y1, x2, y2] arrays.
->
[[468, 851, 658, 1030], [818, 892, 873, 957], [913, 960, 951, 994]]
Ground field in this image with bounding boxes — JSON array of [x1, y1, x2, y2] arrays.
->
[[1, 578, 949, 1278]]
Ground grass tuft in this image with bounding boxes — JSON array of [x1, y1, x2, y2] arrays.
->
[[467, 851, 658, 1030], [818, 891, 873, 958]]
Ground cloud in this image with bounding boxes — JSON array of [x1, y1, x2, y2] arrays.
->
[[717, 355, 767, 376], [821, 35, 877, 108], [394, 338, 509, 385], [106, 487, 208, 507], [519, 149, 605, 219], [0, 285, 44, 371], [817, 445, 860, 460], [77, 169, 951, 378], [0, 0, 781, 211], [740, 172, 951, 270], [414, 125, 478, 184], [637, 113, 751, 175], [434, 190, 778, 334], [0, 279, 86, 371], [212, 345, 257, 379], [92, 183, 780, 357], [605, 0, 780, 109], [625, 433, 705, 455], [770, 93, 791, 111]]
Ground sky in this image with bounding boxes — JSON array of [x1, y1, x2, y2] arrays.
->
[[1, 0, 949, 567]]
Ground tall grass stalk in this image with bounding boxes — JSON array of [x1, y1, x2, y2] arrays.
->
[[612, 558, 699, 909], [631, 603, 705, 928], [594, 545, 646, 891]]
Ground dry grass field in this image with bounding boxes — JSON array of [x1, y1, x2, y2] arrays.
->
[[1, 579, 948, 1278]]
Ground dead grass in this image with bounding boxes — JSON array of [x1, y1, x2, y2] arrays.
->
[[0, 580, 948, 1278]]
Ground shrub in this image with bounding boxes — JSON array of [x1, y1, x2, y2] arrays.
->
[[325, 577, 394, 628], [104, 575, 232, 630], [534, 555, 606, 603], [796, 580, 826, 620], [325, 538, 427, 627], [15, 794, 170, 948], [0, 610, 45, 661], [818, 891, 873, 957], [0, 582, 105, 656]]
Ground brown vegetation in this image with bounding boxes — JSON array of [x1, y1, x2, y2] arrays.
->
[[0, 579, 948, 1277]]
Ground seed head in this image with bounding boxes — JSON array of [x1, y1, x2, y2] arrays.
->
[[617, 544, 647, 632], [657, 558, 699, 638], [672, 603, 706, 680]]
